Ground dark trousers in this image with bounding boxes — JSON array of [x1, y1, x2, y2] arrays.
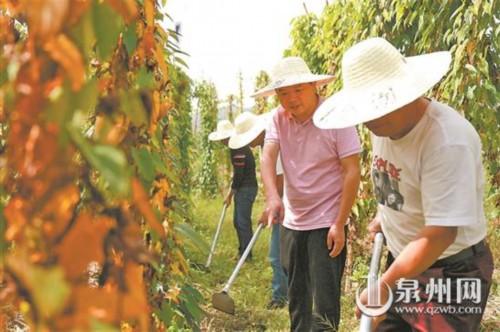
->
[[233, 186, 257, 256], [376, 241, 494, 332], [280, 226, 347, 332]]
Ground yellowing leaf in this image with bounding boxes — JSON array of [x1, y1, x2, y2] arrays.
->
[[105, 0, 139, 23], [44, 34, 85, 91], [131, 178, 165, 238], [4, 196, 28, 241], [22, 0, 69, 40], [121, 263, 149, 330], [40, 184, 80, 241], [56, 212, 116, 280], [144, 0, 155, 28]]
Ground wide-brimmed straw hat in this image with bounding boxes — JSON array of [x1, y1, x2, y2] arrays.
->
[[313, 37, 451, 129], [228, 110, 275, 149], [208, 120, 234, 141], [251, 57, 334, 98]]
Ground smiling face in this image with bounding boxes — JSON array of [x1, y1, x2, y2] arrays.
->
[[276, 83, 319, 122]]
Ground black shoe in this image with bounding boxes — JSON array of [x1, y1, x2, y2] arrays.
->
[[267, 299, 287, 310]]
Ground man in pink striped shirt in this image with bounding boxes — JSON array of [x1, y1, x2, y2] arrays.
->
[[255, 57, 361, 331]]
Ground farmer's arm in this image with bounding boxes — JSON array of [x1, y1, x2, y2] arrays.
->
[[381, 226, 457, 288], [259, 173, 283, 224], [262, 142, 283, 225], [327, 153, 360, 257]]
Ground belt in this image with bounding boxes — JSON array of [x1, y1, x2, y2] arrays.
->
[[431, 239, 486, 268]]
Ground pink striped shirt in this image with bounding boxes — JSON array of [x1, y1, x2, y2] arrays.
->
[[265, 106, 361, 230]]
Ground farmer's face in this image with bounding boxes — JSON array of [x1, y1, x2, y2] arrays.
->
[[365, 97, 428, 139], [364, 104, 412, 138], [276, 83, 318, 120]]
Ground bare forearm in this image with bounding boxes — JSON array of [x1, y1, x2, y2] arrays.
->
[[335, 153, 360, 226], [262, 145, 279, 200], [336, 169, 360, 226], [381, 226, 457, 288], [262, 163, 279, 199]]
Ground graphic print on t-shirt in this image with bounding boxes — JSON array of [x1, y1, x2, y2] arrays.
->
[[372, 155, 404, 211]]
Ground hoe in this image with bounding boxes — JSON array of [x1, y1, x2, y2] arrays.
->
[[212, 223, 264, 314]]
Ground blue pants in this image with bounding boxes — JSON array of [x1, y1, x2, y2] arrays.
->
[[233, 186, 257, 256], [269, 222, 288, 301]]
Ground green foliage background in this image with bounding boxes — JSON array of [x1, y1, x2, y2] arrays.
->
[[193, 81, 220, 197]]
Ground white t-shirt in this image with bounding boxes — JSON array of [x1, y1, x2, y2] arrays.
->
[[371, 100, 486, 259]]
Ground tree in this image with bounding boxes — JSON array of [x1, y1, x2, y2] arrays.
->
[[193, 80, 219, 197], [252, 70, 272, 114], [227, 94, 237, 122], [0, 0, 202, 330], [237, 70, 244, 115]]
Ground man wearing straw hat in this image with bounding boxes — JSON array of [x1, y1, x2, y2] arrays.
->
[[314, 37, 493, 331], [209, 120, 258, 260], [256, 57, 362, 331], [228, 110, 288, 310]]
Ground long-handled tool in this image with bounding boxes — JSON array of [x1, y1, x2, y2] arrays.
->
[[212, 223, 264, 314], [359, 232, 385, 332], [205, 203, 229, 268]]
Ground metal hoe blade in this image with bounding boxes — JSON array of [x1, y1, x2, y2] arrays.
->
[[212, 291, 235, 315], [212, 223, 264, 314]]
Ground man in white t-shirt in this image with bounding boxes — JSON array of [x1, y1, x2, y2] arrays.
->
[[314, 37, 493, 331], [229, 111, 288, 310]]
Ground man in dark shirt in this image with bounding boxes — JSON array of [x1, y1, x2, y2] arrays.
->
[[209, 119, 258, 259], [224, 143, 258, 258]]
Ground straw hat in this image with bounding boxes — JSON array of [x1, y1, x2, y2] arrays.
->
[[208, 120, 234, 141], [228, 110, 275, 149], [313, 37, 451, 129], [251, 57, 334, 98]]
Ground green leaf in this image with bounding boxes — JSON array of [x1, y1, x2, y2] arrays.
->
[[174, 223, 209, 254], [92, 145, 131, 195], [68, 6, 96, 61], [173, 56, 189, 69], [90, 320, 119, 332], [120, 90, 147, 126], [132, 147, 156, 181], [158, 302, 175, 325], [136, 68, 156, 90], [151, 151, 169, 174], [92, 1, 124, 60], [123, 22, 138, 55], [46, 80, 98, 145], [68, 126, 130, 196], [0, 68, 8, 85], [179, 285, 203, 322]]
